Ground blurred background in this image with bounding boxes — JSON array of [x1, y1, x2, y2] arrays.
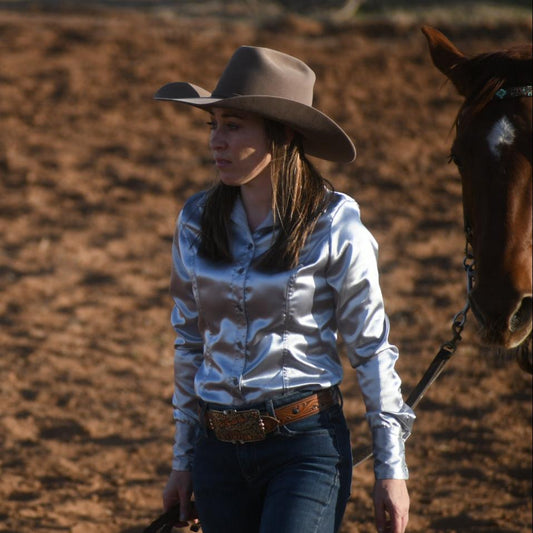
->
[[0, 0, 532, 20], [0, 1, 531, 532]]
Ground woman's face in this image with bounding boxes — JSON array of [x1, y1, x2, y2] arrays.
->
[[208, 107, 272, 188]]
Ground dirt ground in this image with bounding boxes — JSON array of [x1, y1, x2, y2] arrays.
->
[[0, 6, 531, 533]]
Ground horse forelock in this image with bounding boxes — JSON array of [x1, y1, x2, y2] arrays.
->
[[454, 46, 532, 131]]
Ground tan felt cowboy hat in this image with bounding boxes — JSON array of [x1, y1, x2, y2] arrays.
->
[[154, 46, 356, 163]]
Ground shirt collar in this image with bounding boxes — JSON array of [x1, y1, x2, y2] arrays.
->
[[231, 195, 274, 232]]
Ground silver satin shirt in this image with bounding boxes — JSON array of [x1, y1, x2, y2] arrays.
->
[[170, 190, 415, 478]]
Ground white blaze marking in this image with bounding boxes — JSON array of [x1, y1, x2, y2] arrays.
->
[[487, 115, 516, 158]]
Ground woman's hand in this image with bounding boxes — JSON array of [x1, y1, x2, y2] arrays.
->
[[373, 478, 409, 533], [163, 469, 197, 526]]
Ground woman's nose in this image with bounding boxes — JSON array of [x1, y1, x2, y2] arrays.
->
[[209, 129, 227, 150]]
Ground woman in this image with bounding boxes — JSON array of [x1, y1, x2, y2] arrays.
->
[[154, 46, 415, 533]]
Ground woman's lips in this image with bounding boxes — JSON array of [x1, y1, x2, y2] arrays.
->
[[215, 158, 231, 168]]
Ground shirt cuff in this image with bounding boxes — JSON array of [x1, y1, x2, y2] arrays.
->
[[172, 420, 199, 471], [372, 425, 409, 479], [172, 455, 194, 471]]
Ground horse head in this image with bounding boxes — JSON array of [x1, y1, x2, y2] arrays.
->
[[422, 26, 532, 372]]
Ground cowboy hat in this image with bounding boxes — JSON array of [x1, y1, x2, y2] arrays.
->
[[154, 46, 356, 163]]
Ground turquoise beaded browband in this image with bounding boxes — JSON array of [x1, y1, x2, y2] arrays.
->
[[495, 85, 533, 99]]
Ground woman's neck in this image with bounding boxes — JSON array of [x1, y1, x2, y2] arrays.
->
[[240, 175, 273, 231]]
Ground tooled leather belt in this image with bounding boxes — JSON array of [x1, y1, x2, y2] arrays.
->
[[205, 388, 338, 444]]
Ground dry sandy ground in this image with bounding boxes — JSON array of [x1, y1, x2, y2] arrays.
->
[[0, 6, 531, 533]]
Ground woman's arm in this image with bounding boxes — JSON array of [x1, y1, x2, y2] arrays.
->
[[326, 197, 414, 532]]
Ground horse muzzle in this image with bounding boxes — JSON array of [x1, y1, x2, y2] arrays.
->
[[469, 292, 532, 349]]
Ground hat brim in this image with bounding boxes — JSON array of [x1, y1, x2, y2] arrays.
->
[[154, 82, 356, 163]]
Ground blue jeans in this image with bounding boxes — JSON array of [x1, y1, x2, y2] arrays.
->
[[192, 389, 353, 533]]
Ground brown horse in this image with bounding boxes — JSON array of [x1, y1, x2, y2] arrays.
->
[[421, 26, 532, 373]]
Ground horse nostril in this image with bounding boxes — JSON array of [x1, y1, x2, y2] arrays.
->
[[510, 297, 532, 332]]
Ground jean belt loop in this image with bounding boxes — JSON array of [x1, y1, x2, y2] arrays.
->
[[265, 397, 275, 418], [197, 399, 209, 436], [264, 397, 282, 435], [333, 385, 343, 408]]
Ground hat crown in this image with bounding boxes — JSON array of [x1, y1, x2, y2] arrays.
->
[[212, 46, 315, 106]]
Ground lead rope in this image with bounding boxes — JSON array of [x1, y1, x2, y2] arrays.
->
[[353, 245, 475, 467]]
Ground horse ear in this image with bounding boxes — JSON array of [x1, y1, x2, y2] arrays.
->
[[421, 25, 471, 97]]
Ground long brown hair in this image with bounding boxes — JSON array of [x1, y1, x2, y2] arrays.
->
[[199, 118, 333, 271]]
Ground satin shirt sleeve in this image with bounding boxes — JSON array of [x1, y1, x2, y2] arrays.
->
[[169, 196, 204, 471], [327, 198, 415, 479]]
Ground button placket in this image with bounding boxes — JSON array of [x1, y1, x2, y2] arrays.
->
[[230, 242, 246, 388], [233, 238, 255, 386]]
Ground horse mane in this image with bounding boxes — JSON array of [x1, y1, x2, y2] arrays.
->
[[454, 45, 532, 128]]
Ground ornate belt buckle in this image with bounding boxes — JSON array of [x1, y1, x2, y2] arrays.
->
[[209, 409, 266, 443]]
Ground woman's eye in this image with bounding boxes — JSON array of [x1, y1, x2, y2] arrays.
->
[[448, 153, 462, 167], [206, 121, 239, 131]]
